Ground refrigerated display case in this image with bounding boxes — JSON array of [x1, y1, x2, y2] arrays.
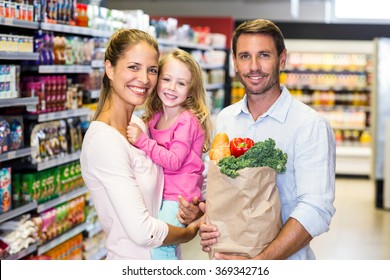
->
[[372, 37, 390, 209], [283, 39, 374, 176]]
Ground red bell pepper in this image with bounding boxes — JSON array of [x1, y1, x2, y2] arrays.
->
[[229, 137, 254, 158]]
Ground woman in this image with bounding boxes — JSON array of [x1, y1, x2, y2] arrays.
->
[[80, 29, 202, 260]]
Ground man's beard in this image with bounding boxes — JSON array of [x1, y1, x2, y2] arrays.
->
[[237, 71, 278, 96]]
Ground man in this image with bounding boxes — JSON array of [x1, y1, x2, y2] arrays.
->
[[196, 19, 336, 260]]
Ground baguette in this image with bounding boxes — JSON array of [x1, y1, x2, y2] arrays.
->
[[209, 132, 231, 162]]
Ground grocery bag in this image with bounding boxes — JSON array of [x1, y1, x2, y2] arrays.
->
[[205, 161, 282, 259]]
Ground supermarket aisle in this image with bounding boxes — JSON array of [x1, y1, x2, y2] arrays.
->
[[182, 177, 390, 260]]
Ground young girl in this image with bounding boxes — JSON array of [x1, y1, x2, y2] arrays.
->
[[127, 49, 212, 260]]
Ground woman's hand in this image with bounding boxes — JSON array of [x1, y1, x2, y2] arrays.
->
[[177, 195, 203, 225]]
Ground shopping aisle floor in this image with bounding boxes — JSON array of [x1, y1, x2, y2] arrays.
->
[[182, 177, 390, 260]]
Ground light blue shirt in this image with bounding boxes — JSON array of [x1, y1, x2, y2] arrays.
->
[[215, 86, 336, 260]]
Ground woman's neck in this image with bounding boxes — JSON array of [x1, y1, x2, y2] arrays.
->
[[97, 98, 135, 137]]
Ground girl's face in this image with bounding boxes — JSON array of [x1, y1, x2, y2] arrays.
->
[[105, 41, 159, 108], [157, 58, 192, 110]]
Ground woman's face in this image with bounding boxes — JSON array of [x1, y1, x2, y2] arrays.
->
[[105, 41, 159, 107]]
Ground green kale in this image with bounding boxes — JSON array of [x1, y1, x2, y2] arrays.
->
[[217, 138, 288, 178]]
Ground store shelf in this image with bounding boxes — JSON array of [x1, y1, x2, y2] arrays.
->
[[0, 18, 39, 29], [37, 223, 88, 255], [38, 65, 93, 74], [4, 243, 38, 260], [91, 60, 104, 68], [205, 83, 224, 91], [85, 222, 103, 239], [0, 52, 39, 61], [0, 201, 37, 224], [40, 23, 111, 38], [0, 96, 38, 108], [37, 186, 88, 213], [24, 108, 90, 122], [200, 63, 225, 70], [157, 38, 213, 50], [0, 147, 33, 163], [85, 247, 107, 260], [31, 151, 81, 171]]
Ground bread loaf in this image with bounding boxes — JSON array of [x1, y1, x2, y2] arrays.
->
[[209, 132, 231, 161]]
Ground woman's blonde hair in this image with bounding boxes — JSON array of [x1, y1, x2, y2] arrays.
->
[[142, 49, 212, 152], [93, 29, 159, 120]]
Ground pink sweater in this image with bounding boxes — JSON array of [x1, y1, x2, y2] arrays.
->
[[135, 111, 205, 201]]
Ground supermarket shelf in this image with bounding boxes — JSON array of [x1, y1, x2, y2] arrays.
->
[[157, 38, 212, 50], [37, 186, 88, 213], [24, 108, 90, 122], [91, 60, 104, 68], [40, 23, 112, 38], [85, 222, 103, 239], [38, 65, 93, 74], [37, 223, 88, 255], [200, 63, 225, 70], [0, 147, 32, 163], [0, 97, 38, 108], [0, 18, 39, 29], [85, 248, 107, 260], [32, 151, 81, 171], [0, 201, 37, 224], [0, 52, 39, 61], [4, 243, 38, 260], [205, 83, 225, 91]]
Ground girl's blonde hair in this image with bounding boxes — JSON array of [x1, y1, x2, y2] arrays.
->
[[93, 29, 159, 120], [142, 49, 212, 152]]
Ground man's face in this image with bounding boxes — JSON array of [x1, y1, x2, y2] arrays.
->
[[232, 33, 286, 96]]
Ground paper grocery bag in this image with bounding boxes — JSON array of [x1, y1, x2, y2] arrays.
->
[[205, 161, 282, 259]]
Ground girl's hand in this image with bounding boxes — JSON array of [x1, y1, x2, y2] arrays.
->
[[127, 122, 142, 144]]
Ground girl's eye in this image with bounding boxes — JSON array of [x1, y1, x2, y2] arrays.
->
[[178, 82, 186, 87]]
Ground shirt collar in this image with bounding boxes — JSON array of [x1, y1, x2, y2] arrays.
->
[[233, 86, 292, 123]]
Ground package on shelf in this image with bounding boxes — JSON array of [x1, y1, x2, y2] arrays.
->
[[0, 1, 34, 22], [210, 33, 227, 49], [0, 115, 24, 151], [0, 34, 34, 53], [0, 116, 24, 154], [33, 195, 86, 245], [83, 230, 107, 260], [42, 233, 83, 260], [0, 65, 20, 99], [0, 214, 38, 257], [122, 9, 151, 31], [0, 167, 11, 214], [59, 161, 83, 194]]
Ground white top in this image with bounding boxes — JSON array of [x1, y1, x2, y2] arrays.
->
[[80, 116, 168, 259]]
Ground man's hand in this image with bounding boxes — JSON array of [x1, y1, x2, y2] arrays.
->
[[199, 222, 220, 253], [177, 195, 203, 225]]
